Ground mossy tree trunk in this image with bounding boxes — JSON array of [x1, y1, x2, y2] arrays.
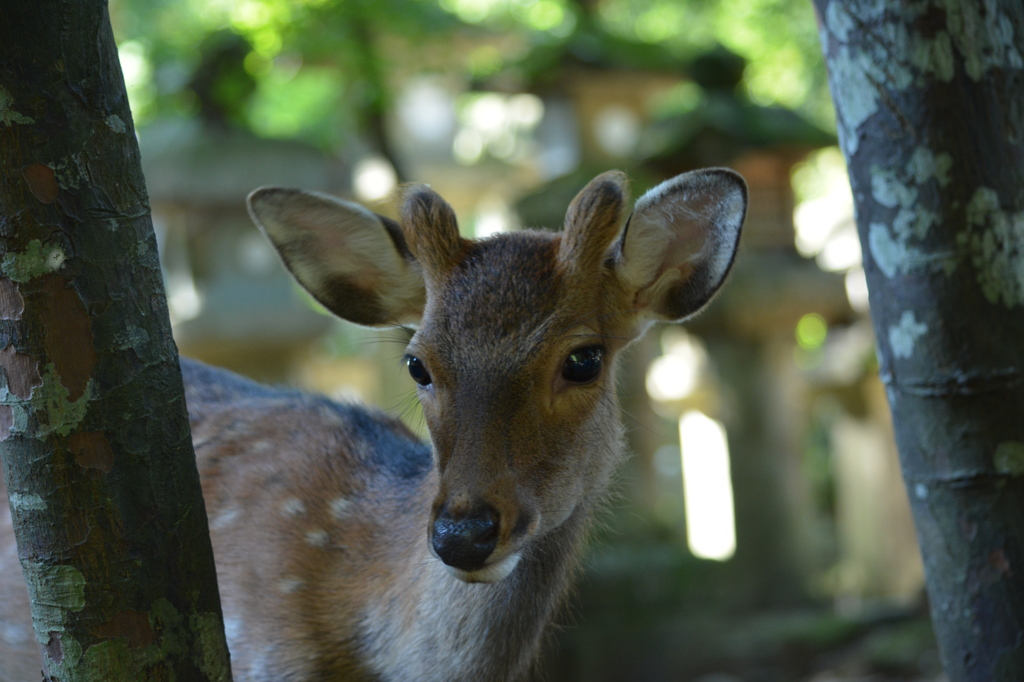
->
[[814, 2, 1024, 680], [0, 1, 232, 679]]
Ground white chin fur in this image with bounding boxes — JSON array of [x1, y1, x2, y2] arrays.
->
[[445, 552, 522, 584]]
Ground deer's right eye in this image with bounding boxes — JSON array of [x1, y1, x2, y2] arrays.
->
[[406, 355, 432, 387], [562, 346, 604, 384]]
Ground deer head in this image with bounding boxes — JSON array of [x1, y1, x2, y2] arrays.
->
[[247, 169, 746, 583]]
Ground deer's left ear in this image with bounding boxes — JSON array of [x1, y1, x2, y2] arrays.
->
[[613, 168, 746, 323]]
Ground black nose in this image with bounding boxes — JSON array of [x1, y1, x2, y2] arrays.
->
[[432, 505, 499, 571]]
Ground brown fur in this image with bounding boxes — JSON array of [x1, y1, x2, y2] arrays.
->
[[558, 170, 629, 280], [0, 169, 746, 681], [400, 185, 466, 283]]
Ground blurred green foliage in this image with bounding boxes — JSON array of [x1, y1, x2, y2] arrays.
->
[[111, 0, 830, 151]]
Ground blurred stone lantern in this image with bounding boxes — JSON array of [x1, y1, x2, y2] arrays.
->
[[639, 47, 921, 605], [641, 46, 836, 252], [646, 327, 720, 419], [645, 327, 737, 562], [139, 32, 347, 381], [611, 47, 848, 603], [141, 122, 346, 381]]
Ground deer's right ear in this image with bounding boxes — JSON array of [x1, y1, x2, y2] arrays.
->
[[247, 188, 426, 326]]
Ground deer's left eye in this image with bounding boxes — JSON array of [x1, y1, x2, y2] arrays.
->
[[562, 346, 604, 384], [406, 355, 432, 387]]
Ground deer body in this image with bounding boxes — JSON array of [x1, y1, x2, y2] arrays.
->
[[0, 169, 745, 681], [180, 356, 598, 681]]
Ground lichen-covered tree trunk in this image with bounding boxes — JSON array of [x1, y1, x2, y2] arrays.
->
[[814, 2, 1024, 680], [0, 1, 232, 679]]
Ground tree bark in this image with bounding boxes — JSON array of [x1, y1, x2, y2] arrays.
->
[[814, 2, 1024, 680], [0, 1, 232, 679]]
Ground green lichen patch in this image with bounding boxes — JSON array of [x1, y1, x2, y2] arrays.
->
[[112, 325, 150, 355], [44, 635, 83, 678], [944, 1, 1024, 81], [888, 311, 928, 359], [78, 639, 135, 680], [958, 187, 1024, 308], [909, 29, 955, 82], [906, 146, 953, 187], [21, 562, 86, 646], [1, 240, 65, 282], [822, 3, 958, 156], [0, 362, 94, 440], [51, 152, 89, 192], [867, 148, 956, 279], [65, 600, 231, 681], [104, 114, 126, 134], [191, 612, 232, 681], [37, 372, 93, 439], [994, 442, 1024, 475], [821, 1, 1022, 158], [872, 168, 919, 210], [9, 491, 47, 511], [868, 222, 924, 278], [821, 3, 887, 156], [0, 84, 34, 126]]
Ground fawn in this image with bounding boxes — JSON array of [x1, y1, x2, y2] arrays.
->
[[0, 168, 746, 681]]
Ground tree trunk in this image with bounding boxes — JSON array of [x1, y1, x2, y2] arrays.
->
[[814, 2, 1024, 680], [0, 1, 232, 679]]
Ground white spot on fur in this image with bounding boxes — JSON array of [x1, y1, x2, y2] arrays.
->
[[210, 506, 241, 530], [888, 311, 928, 359], [329, 496, 353, 519], [305, 529, 329, 547], [915, 483, 928, 500], [250, 653, 270, 680], [251, 440, 274, 454], [280, 498, 306, 517], [278, 577, 304, 594]]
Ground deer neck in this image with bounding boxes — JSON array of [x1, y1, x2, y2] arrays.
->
[[363, 456, 614, 682]]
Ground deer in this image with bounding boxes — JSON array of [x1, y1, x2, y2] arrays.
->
[[0, 168, 746, 681]]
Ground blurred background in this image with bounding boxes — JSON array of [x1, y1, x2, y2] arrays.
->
[[112, 0, 943, 679]]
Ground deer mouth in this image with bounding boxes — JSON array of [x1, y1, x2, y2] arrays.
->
[[442, 550, 522, 584]]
